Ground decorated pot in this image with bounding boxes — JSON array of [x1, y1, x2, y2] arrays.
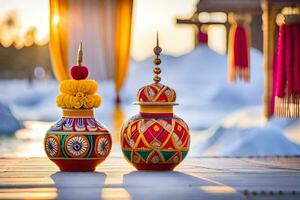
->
[[120, 37, 190, 171], [45, 109, 111, 171], [44, 43, 111, 171]]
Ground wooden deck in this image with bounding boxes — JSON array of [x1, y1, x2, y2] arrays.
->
[[0, 156, 299, 200]]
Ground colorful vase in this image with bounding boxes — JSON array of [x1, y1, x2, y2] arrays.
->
[[44, 43, 111, 171], [120, 36, 190, 171], [45, 109, 111, 171]]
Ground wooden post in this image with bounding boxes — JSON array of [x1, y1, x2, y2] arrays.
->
[[176, 19, 224, 47], [261, 0, 277, 118]]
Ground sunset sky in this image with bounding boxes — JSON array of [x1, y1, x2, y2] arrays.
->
[[0, 0, 225, 60]]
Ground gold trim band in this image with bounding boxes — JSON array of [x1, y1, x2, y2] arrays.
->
[[140, 105, 173, 113], [50, 157, 103, 160], [46, 131, 109, 135], [133, 101, 178, 106], [63, 109, 94, 118]]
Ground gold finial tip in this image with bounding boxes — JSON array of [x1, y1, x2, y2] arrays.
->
[[79, 42, 83, 51], [77, 42, 83, 66], [153, 32, 162, 55], [153, 33, 162, 83]]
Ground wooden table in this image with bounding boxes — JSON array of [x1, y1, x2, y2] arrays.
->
[[0, 156, 299, 200]]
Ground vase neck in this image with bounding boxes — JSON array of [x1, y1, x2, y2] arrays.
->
[[139, 105, 173, 118], [62, 109, 94, 118]]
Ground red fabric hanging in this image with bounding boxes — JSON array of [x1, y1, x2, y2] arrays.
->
[[198, 31, 208, 44], [228, 13, 251, 83], [274, 20, 300, 118], [270, 45, 278, 115], [234, 26, 249, 73]]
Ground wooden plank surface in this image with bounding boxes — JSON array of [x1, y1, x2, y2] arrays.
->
[[0, 157, 299, 200]]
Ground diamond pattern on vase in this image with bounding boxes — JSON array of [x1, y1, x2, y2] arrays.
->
[[123, 150, 132, 161], [181, 150, 188, 160], [166, 152, 180, 164], [161, 136, 177, 149], [135, 150, 152, 162], [121, 114, 190, 168], [148, 150, 163, 164], [173, 121, 189, 148], [160, 150, 178, 162], [137, 83, 176, 103], [120, 38, 189, 171]]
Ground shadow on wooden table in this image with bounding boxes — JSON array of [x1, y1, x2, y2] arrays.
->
[[122, 171, 244, 200], [51, 172, 106, 199]]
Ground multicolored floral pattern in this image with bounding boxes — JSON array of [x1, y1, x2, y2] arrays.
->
[[45, 116, 112, 160], [50, 117, 108, 132], [45, 135, 60, 157], [65, 135, 89, 158], [95, 137, 110, 156]]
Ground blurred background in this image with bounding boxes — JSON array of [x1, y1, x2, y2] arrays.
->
[[0, 0, 299, 157]]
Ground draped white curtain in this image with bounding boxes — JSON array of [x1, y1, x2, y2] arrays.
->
[[68, 0, 115, 80]]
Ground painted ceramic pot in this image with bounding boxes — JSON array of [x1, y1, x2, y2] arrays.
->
[[121, 83, 190, 171], [45, 109, 112, 171]]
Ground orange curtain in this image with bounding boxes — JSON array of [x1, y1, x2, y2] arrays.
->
[[114, 0, 133, 103], [49, 0, 69, 81]]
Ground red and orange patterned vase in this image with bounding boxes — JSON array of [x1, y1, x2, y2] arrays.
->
[[44, 44, 111, 171], [120, 37, 190, 171], [45, 109, 111, 171]]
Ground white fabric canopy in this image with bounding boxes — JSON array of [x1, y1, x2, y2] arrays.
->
[[68, 0, 115, 80]]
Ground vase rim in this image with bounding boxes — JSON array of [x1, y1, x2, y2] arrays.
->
[[133, 101, 179, 106], [62, 109, 94, 118], [138, 104, 174, 115]]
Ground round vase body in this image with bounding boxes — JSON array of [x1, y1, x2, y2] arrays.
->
[[121, 111, 190, 171], [44, 109, 112, 171]]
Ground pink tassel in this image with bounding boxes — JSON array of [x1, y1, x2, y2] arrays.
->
[[274, 22, 300, 118], [293, 24, 300, 95], [227, 13, 251, 84], [270, 47, 278, 115], [275, 26, 286, 98], [285, 25, 293, 96], [236, 27, 249, 70]]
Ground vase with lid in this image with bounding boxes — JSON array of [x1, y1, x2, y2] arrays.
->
[[120, 35, 190, 171]]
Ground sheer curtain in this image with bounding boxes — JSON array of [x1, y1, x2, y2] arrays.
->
[[49, 0, 133, 95]]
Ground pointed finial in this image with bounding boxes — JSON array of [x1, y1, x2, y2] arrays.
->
[[77, 42, 83, 66], [153, 32, 162, 56], [153, 33, 162, 83]]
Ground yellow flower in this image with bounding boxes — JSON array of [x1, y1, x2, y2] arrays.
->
[[72, 97, 83, 109], [84, 95, 95, 108], [56, 95, 64, 107], [56, 80, 101, 109], [94, 95, 101, 107], [59, 80, 98, 95]]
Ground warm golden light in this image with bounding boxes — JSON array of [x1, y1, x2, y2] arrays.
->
[[102, 188, 131, 199], [0, 0, 226, 57], [0, 0, 49, 47], [52, 14, 60, 25], [131, 0, 198, 60], [198, 12, 210, 23], [201, 186, 236, 194], [208, 25, 227, 54], [198, 12, 227, 23]]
